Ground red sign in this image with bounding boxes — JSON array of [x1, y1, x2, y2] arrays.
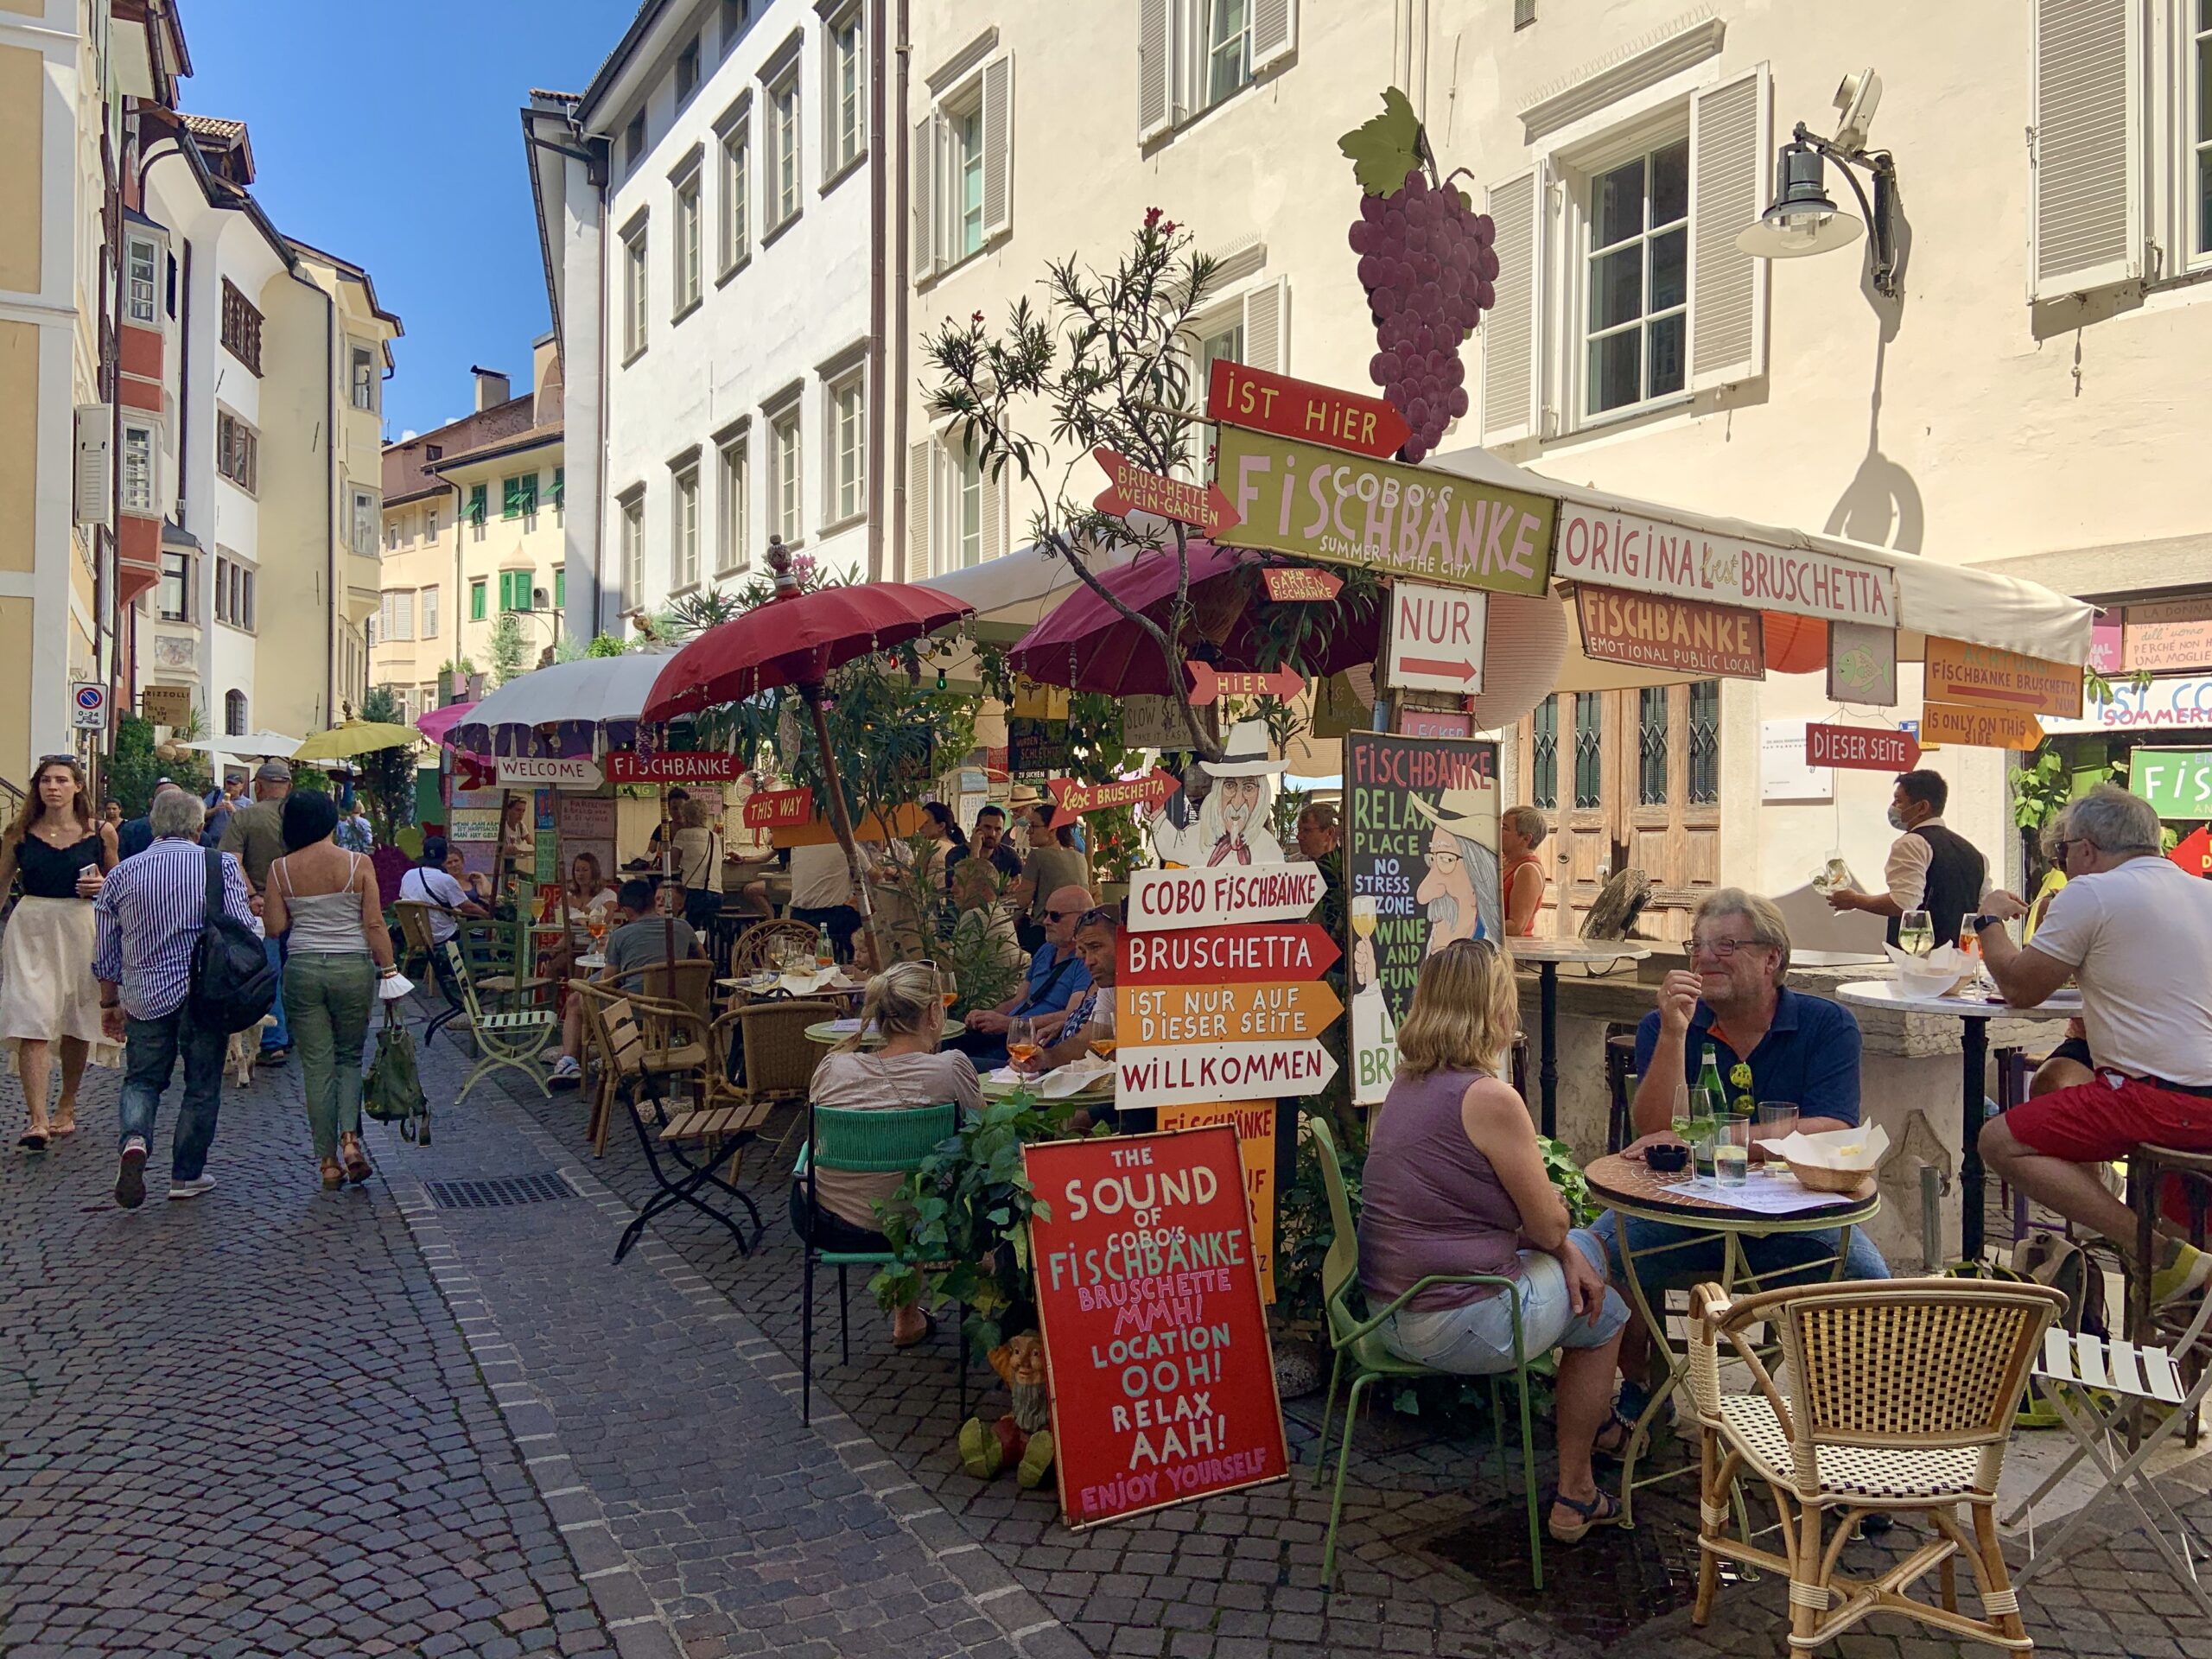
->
[[1093, 448, 1241, 537], [1205, 359, 1411, 459], [741, 785, 813, 829], [1576, 586, 1765, 679], [1047, 769, 1178, 825], [454, 753, 496, 792], [1120, 923, 1339, 987], [1186, 662, 1302, 705], [1259, 566, 1342, 603], [1027, 1127, 1289, 1528], [605, 751, 749, 785], [1804, 722, 1921, 772], [1398, 707, 1473, 739], [2172, 824, 2212, 878]]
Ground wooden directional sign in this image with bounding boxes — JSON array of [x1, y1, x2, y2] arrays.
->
[[1113, 1039, 1339, 1111], [497, 755, 603, 789], [742, 785, 813, 829], [1803, 723, 1921, 772], [1260, 566, 1343, 603], [1119, 923, 1340, 987], [1046, 769, 1179, 823], [1576, 586, 1764, 680], [2171, 823, 2212, 877], [1920, 701, 2046, 751], [1206, 359, 1412, 460], [1186, 662, 1302, 705], [1092, 447, 1241, 537], [1128, 862, 1324, 932], [606, 751, 748, 785], [1385, 580, 1487, 693], [1117, 981, 1343, 1046], [1923, 638, 2084, 721]]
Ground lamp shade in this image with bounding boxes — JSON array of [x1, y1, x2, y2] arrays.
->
[[1466, 592, 1570, 729], [1762, 612, 1828, 676], [1735, 140, 1864, 259]]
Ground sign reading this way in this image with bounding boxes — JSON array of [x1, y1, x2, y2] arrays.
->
[[1384, 581, 1487, 693], [741, 786, 813, 829], [1803, 722, 1921, 772]]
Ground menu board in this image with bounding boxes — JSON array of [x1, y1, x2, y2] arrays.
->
[[1342, 731, 1500, 1105], [1027, 1128, 1288, 1528]]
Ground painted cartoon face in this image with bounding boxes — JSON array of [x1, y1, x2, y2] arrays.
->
[[1218, 775, 1262, 836], [1416, 828, 1478, 950]]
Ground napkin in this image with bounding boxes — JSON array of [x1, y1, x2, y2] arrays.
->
[[1768, 1124, 1890, 1173], [378, 972, 415, 1002], [1884, 942, 1974, 996], [779, 966, 838, 995], [1039, 1058, 1114, 1097], [826, 1017, 864, 1033]]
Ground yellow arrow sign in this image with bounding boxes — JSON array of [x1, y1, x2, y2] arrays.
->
[[1116, 981, 1344, 1047], [1921, 701, 2046, 751]]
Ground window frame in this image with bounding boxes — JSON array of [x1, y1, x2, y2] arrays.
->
[[225, 690, 248, 737], [1576, 131, 1692, 424], [824, 3, 866, 186], [620, 495, 646, 610], [215, 409, 258, 494], [467, 481, 488, 542], [125, 234, 161, 325], [219, 278, 263, 375], [955, 439, 983, 569], [717, 99, 752, 278], [826, 370, 866, 528], [716, 432, 750, 574], [469, 577, 488, 621], [766, 69, 803, 236], [767, 403, 803, 546], [622, 220, 650, 363], [676, 35, 702, 106], [421, 583, 440, 640], [118, 416, 157, 516], [954, 102, 986, 261], [672, 168, 703, 317], [1203, 0, 1254, 111], [2186, 0, 2212, 270], [157, 550, 192, 623], [351, 488, 378, 557], [214, 552, 257, 633], [671, 461, 702, 590], [350, 343, 377, 412]]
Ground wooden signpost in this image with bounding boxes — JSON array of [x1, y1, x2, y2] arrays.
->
[[1259, 566, 1343, 603], [1206, 359, 1412, 459], [1027, 1127, 1289, 1528], [1186, 663, 1302, 704], [1112, 1041, 1338, 1110], [1384, 580, 1487, 693], [1923, 638, 2084, 720], [1575, 587, 1764, 679], [741, 785, 813, 829], [1803, 722, 1921, 772], [1118, 922, 1340, 986], [1116, 981, 1344, 1046], [1127, 863, 1325, 931], [606, 751, 749, 785], [1155, 1102, 1281, 1301], [1046, 770, 1179, 823], [1092, 447, 1241, 537], [1920, 702, 2046, 751]]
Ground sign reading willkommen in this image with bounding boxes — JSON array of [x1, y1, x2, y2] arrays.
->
[[1027, 1127, 1289, 1528]]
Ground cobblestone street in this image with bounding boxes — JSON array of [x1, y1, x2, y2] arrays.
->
[[3, 1016, 2209, 1658]]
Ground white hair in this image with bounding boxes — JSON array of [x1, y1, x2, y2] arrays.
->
[[149, 790, 206, 840]]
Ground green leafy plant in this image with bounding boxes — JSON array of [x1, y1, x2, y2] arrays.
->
[[355, 686, 419, 844], [487, 613, 531, 685]]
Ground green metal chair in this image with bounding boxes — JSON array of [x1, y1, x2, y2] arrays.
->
[[797, 1101, 961, 1425], [443, 940, 558, 1103], [1306, 1116, 1547, 1592]]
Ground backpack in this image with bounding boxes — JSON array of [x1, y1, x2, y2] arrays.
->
[[188, 849, 279, 1033], [363, 1000, 429, 1143]]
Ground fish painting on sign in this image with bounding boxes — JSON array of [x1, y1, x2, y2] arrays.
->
[[1190, 721, 1289, 868]]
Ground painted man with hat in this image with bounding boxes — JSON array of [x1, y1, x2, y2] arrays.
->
[[1189, 720, 1289, 868], [1411, 785, 1503, 951]]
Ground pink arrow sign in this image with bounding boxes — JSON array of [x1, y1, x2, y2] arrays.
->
[[1093, 448, 1242, 537], [1046, 769, 1179, 826], [1186, 662, 1303, 705]]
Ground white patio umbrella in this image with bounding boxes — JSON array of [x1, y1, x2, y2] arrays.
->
[[450, 651, 677, 753]]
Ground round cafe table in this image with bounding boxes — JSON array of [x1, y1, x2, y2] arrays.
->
[[803, 1017, 965, 1048], [1585, 1150, 1879, 1528], [1834, 980, 2081, 1263], [1511, 938, 1650, 1138]]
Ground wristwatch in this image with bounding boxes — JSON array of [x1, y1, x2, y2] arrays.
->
[[1970, 913, 2005, 935]]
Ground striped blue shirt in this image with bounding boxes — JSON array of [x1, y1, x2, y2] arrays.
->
[[93, 836, 256, 1020]]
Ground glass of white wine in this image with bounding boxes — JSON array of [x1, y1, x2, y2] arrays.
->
[[1897, 908, 1935, 958], [1350, 894, 1378, 945]]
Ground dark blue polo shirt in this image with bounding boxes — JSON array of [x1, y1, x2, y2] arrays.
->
[[1634, 986, 1861, 1126]]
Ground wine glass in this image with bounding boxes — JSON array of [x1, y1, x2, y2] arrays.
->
[[1088, 1005, 1117, 1064], [1006, 1015, 1039, 1071], [939, 967, 960, 1018], [1897, 908, 1935, 958], [1350, 894, 1378, 943]]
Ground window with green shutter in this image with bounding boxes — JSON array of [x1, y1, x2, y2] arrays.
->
[[551, 467, 564, 507], [554, 566, 565, 607], [502, 474, 539, 519], [469, 578, 486, 620], [499, 571, 536, 613], [467, 483, 487, 524]]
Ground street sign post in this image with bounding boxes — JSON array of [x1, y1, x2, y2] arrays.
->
[[70, 683, 105, 731], [1092, 447, 1240, 537], [1804, 722, 1922, 772], [1185, 663, 1301, 705], [1118, 922, 1340, 986], [1384, 581, 1487, 693]]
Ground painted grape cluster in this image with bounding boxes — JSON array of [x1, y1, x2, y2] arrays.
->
[[1348, 171, 1498, 462]]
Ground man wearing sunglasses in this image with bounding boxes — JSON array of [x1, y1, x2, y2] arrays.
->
[[954, 883, 1094, 1069]]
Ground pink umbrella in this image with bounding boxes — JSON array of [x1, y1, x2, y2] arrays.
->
[[416, 701, 475, 747]]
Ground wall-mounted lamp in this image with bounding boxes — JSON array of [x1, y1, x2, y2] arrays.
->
[[1735, 70, 1900, 300]]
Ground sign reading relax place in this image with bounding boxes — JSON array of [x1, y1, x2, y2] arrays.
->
[[1206, 359, 1411, 459], [1551, 504, 1897, 627], [1214, 426, 1554, 596], [1093, 447, 1240, 537], [1127, 863, 1325, 932], [1576, 586, 1764, 679], [1804, 722, 1921, 772], [605, 751, 748, 785], [1046, 770, 1179, 822], [1923, 638, 2084, 721], [495, 755, 602, 788]]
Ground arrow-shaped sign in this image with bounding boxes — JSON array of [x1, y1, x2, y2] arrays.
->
[[1046, 769, 1179, 826], [1395, 655, 1480, 684], [1260, 566, 1343, 603], [1206, 359, 1413, 460], [1116, 981, 1343, 1047], [1921, 702, 2045, 751], [2171, 823, 2212, 878], [1093, 447, 1242, 537], [1128, 862, 1324, 932], [1119, 923, 1341, 986], [1186, 662, 1304, 705], [1114, 1039, 1339, 1111]]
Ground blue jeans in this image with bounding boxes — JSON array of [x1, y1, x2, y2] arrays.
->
[[260, 937, 289, 1051], [116, 1002, 226, 1180], [1590, 1209, 1891, 1292], [1380, 1230, 1630, 1376]]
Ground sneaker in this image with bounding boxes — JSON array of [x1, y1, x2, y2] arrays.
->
[[2151, 1241, 2212, 1307], [168, 1174, 217, 1201], [548, 1055, 582, 1088], [115, 1139, 148, 1210], [257, 1046, 289, 1068]]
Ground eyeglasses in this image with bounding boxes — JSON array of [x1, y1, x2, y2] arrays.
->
[[1077, 906, 1120, 928], [1427, 847, 1463, 870], [2054, 838, 2077, 862], [1690, 936, 1771, 957], [1044, 907, 1079, 921]]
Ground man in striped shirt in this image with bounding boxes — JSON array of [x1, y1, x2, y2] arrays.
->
[[93, 789, 255, 1209]]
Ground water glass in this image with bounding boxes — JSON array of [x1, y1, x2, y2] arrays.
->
[[1898, 908, 1934, 958], [1756, 1101, 1799, 1172], [1714, 1115, 1752, 1187]]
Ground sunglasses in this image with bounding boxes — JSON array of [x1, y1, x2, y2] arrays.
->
[[1077, 906, 1121, 928]]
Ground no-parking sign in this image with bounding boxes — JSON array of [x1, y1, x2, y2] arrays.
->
[[70, 683, 105, 730]]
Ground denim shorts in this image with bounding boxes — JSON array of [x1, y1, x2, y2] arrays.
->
[[1379, 1230, 1630, 1376]]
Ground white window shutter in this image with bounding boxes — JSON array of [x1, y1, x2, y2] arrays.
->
[[982, 54, 1013, 243], [1138, 0, 1173, 142], [2028, 0, 2143, 300], [912, 113, 937, 277], [1241, 276, 1289, 373], [1251, 0, 1296, 76], [1478, 168, 1544, 446], [982, 467, 1005, 564], [1688, 63, 1770, 392], [73, 405, 113, 529], [906, 440, 933, 576]]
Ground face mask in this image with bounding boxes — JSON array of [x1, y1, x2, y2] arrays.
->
[[1886, 806, 1910, 831]]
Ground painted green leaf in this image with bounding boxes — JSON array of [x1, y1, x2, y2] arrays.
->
[[1338, 86, 1425, 196]]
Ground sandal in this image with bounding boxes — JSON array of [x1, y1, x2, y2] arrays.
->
[[1592, 1407, 1637, 1464], [1545, 1486, 1622, 1543], [17, 1129, 48, 1152], [340, 1135, 372, 1184], [50, 1109, 77, 1138], [319, 1157, 344, 1191], [893, 1309, 938, 1350]]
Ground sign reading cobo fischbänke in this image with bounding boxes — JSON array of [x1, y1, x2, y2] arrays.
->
[[1553, 505, 1897, 627], [1127, 863, 1325, 932]]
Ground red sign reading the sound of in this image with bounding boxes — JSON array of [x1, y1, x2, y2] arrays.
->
[[1186, 662, 1302, 705], [1804, 723, 1921, 772], [1027, 1127, 1289, 1528], [1047, 770, 1178, 825], [1120, 922, 1340, 987], [605, 751, 749, 785], [1260, 566, 1343, 603], [1093, 448, 1241, 537], [1206, 359, 1411, 459], [741, 785, 813, 829]]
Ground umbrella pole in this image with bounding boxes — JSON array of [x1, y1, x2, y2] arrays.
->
[[807, 691, 885, 969], [660, 784, 677, 969]]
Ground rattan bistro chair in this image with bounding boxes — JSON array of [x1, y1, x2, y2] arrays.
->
[[733, 919, 828, 976], [1686, 1276, 2064, 1654]]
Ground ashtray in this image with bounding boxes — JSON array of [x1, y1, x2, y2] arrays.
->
[[1645, 1142, 1690, 1173]]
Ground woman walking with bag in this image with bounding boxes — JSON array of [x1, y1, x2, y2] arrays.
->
[[264, 790, 397, 1189], [0, 756, 119, 1147]]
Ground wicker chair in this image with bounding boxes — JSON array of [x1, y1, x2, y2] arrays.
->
[[1686, 1276, 2063, 1653], [707, 997, 842, 1112], [733, 918, 829, 976]]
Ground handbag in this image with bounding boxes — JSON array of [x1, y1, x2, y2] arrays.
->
[[363, 999, 430, 1143]]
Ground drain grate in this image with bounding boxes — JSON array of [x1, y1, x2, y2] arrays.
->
[[423, 1173, 576, 1210]]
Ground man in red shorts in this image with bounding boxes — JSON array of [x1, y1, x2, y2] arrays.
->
[[1976, 785, 2212, 1306]]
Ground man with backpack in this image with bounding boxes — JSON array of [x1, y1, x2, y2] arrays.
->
[[92, 789, 257, 1208]]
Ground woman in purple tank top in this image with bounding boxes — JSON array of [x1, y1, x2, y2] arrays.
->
[[1358, 938, 1630, 1543]]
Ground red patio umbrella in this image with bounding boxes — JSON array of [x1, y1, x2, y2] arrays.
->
[[642, 542, 975, 959]]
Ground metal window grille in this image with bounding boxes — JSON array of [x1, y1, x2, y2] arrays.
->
[[1531, 694, 1559, 810], [1638, 686, 1670, 805], [1688, 679, 1720, 804], [1573, 691, 1603, 810]]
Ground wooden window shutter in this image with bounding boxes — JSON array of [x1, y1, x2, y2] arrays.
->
[[2028, 0, 2143, 299], [1241, 276, 1289, 374], [912, 113, 937, 277], [73, 405, 113, 529], [1251, 0, 1296, 76], [1688, 63, 1770, 392], [982, 54, 1014, 242], [1138, 0, 1174, 142], [981, 467, 1005, 565], [906, 441, 933, 576], [1478, 165, 1545, 445]]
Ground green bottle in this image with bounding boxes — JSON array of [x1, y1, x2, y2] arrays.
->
[[1696, 1042, 1726, 1110]]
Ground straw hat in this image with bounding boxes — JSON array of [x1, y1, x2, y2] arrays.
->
[[1408, 785, 1497, 840], [1198, 720, 1290, 779]]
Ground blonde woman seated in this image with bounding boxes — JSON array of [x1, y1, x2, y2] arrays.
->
[[794, 961, 982, 1348], [1357, 938, 1630, 1544]]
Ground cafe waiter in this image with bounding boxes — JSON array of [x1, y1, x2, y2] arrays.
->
[[1827, 768, 1989, 948]]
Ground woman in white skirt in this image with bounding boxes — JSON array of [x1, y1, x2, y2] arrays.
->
[[0, 757, 119, 1148]]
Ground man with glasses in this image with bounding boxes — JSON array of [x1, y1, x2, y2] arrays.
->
[[955, 883, 1094, 1070], [1017, 906, 1120, 1077]]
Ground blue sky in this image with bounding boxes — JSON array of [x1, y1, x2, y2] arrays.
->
[[178, 0, 622, 439]]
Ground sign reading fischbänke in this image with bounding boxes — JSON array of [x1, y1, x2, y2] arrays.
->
[[1550, 503, 1897, 626]]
